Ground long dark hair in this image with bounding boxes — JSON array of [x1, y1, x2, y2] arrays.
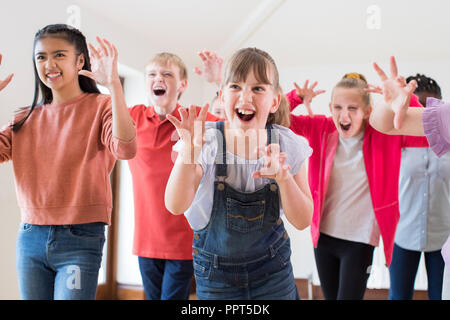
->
[[12, 24, 100, 132]]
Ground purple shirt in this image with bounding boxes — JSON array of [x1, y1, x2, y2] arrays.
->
[[423, 97, 450, 268]]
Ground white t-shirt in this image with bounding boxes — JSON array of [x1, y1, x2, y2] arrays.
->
[[320, 131, 380, 246], [173, 122, 313, 231]]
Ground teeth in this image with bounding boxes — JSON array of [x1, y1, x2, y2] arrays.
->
[[237, 109, 255, 115], [47, 73, 61, 78]]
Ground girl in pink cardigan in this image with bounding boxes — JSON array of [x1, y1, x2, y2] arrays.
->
[[0, 24, 136, 300], [287, 73, 428, 300]]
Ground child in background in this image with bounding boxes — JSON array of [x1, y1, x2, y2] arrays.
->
[[127, 52, 219, 300], [165, 47, 313, 300], [389, 74, 450, 300], [368, 56, 450, 300], [286, 72, 428, 300], [0, 24, 137, 299]]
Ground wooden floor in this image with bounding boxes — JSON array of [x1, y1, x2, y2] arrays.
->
[[112, 279, 430, 300]]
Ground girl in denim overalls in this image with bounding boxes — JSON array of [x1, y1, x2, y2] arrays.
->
[[165, 48, 313, 300]]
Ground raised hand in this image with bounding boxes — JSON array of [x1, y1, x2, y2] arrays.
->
[[193, 50, 223, 86], [371, 56, 418, 130], [293, 80, 326, 117], [253, 144, 291, 183], [166, 104, 209, 164], [0, 54, 14, 91], [366, 83, 383, 95], [79, 37, 120, 88]]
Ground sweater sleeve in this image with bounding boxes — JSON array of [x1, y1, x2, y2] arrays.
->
[[100, 98, 137, 160], [286, 89, 303, 112], [0, 122, 12, 163], [422, 98, 450, 157]]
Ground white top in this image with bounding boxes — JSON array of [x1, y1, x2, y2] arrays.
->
[[320, 131, 380, 246], [173, 122, 313, 231]]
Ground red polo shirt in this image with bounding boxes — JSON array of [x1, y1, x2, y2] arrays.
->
[[128, 104, 220, 260]]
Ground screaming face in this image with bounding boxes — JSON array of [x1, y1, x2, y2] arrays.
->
[[330, 87, 371, 138]]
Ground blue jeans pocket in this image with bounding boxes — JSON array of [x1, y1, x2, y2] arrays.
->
[[226, 198, 265, 233], [193, 259, 212, 280], [68, 223, 105, 241], [19, 223, 33, 233]]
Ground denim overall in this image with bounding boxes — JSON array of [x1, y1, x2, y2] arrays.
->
[[193, 121, 299, 300]]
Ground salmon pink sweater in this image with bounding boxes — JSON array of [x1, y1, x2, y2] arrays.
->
[[0, 93, 137, 225]]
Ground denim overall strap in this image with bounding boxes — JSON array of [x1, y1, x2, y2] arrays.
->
[[266, 123, 280, 146], [214, 121, 227, 178]]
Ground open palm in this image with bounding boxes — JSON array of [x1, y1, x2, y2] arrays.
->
[[372, 56, 417, 130], [193, 50, 223, 85], [166, 104, 209, 164], [0, 54, 13, 91], [293, 80, 325, 117], [79, 37, 119, 87]]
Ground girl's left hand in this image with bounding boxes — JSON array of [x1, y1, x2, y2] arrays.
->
[[252, 144, 291, 183], [79, 37, 120, 88]]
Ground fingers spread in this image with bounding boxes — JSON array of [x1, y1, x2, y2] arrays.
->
[[372, 62, 388, 81], [390, 56, 398, 78]]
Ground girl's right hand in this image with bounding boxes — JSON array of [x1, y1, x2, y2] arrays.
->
[[371, 56, 418, 130], [166, 104, 209, 164], [293, 80, 326, 117], [0, 54, 14, 91]]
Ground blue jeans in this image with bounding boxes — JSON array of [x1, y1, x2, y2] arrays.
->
[[16, 222, 105, 300], [138, 257, 193, 300], [389, 243, 445, 300]]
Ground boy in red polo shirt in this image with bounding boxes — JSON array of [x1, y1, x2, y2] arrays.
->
[[127, 53, 219, 300]]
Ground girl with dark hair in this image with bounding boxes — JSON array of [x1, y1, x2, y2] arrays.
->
[[388, 73, 449, 300], [0, 24, 136, 300], [369, 56, 450, 300]]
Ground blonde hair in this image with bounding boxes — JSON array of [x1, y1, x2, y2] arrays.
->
[[146, 52, 188, 80], [332, 73, 372, 107], [222, 48, 289, 127], [146, 52, 188, 99]]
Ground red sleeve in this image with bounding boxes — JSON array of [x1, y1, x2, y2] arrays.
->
[[205, 112, 223, 121], [286, 89, 303, 112], [290, 114, 330, 139], [409, 93, 423, 108], [401, 135, 429, 148]]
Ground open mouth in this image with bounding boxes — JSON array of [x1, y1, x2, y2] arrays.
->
[[153, 88, 166, 96], [46, 72, 62, 81], [235, 108, 256, 122], [340, 122, 351, 131]]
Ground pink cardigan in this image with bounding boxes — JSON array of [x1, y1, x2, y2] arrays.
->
[[287, 90, 428, 266]]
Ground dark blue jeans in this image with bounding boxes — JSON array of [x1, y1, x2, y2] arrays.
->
[[138, 257, 193, 300], [389, 243, 445, 300]]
